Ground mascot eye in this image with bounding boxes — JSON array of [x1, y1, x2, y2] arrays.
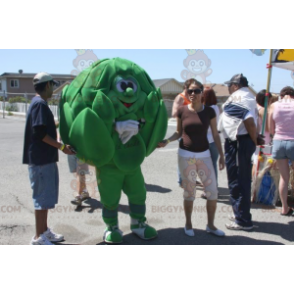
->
[[116, 79, 138, 93], [80, 61, 85, 67], [88, 61, 93, 66], [199, 61, 204, 66], [190, 61, 195, 67]]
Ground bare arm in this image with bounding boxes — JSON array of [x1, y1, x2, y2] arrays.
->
[[172, 95, 184, 118], [258, 108, 264, 133], [258, 106, 271, 134], [243, 117, 257, 145], [210, 117, 225, 170], [158, 117, 182, 148], [268, 104, 275, 137], [42, 135, 76, 155]]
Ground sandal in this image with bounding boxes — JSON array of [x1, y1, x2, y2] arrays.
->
[[71, 191, 90, 206], [280, 208, 294, 216]]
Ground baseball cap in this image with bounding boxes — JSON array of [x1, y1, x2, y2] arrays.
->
[[224, 74, 249, 87], [33, 72, 58, 86]]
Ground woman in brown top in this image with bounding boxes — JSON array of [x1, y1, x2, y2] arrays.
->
[[158, 79, 225, 237]]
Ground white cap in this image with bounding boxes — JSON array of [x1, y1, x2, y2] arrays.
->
[[33, 72, 57, 86]]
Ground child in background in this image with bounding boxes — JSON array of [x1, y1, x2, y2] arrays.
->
[[68, 155, 91, 205], [56, 122, 91, 205]]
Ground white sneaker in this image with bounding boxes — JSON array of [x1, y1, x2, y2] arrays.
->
[[225, 222, 254, 231], [206, 225, 225, 237], [228, 214, 236, 222], [184, 227, 195, 237], [30, 234, 54, 245], [43, 228, 64, 242]]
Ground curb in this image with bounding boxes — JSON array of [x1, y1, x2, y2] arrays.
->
[[1, 111, 58, 120], [2, 111, 176, 125]]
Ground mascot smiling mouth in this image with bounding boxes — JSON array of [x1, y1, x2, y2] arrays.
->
[[123, 102, 134, 108], [122, 102, 134, 108]]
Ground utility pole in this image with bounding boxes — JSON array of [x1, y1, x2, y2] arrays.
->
[[3, 90, 6, 119], [25, 93, 28, 114]]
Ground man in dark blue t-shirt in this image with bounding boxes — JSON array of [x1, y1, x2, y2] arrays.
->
[[23, 72, 76, 245]]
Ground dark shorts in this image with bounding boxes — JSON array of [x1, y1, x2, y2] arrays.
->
[[28, 163, 59, 210]]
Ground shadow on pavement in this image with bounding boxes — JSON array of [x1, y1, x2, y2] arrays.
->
[[218, 187, 230, 196], [253, 220, 294, 242], [73, 198, 130, 215], [145, 183, 172, 193], [96, 228, 284, 245]]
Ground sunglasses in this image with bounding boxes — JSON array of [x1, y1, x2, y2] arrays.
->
[[187, 89, 202, 95]]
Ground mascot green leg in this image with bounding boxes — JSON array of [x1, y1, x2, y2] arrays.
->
[[98, 165, 124, 244], [99, 165, 157, 243], [124, 169, 157, 240]]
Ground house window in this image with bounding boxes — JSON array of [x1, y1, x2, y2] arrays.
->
[[10, 79, 19, 88], [0, 81, 2, 91]]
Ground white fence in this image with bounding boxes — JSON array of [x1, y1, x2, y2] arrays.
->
[[0, 102, 58, 118]]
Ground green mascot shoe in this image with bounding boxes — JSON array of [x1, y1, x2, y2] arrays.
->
[[103, 225, 123, 244], [131, 218, 158, 240]]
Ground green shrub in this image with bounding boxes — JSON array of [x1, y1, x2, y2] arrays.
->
[[5, 104, 18, 112], [0, 96, 3, 101], [8, 96, 29, 104], [48, 98, 59, 105]]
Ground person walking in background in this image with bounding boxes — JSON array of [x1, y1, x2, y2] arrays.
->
[[252, 90, 272, 177], [269, 86, 294, 216], [23, 72, 76, 245], [201, 87, 220, 198], [220, 74, 264, 231], [158, 79, 225, 237]]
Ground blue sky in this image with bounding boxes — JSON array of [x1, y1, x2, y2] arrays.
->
[[1, 49, 293, 93]]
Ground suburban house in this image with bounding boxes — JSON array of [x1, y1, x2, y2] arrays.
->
[[0, 71, 75, 99], [0, 72, 257, 117]]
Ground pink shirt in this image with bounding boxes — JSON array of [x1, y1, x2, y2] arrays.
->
[[273, 99, 294, 140]]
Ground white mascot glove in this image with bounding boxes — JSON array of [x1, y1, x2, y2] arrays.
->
[[115, 120, 139, 144]]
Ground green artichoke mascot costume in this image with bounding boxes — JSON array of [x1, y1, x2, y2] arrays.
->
[[59, 58, 168, 243]]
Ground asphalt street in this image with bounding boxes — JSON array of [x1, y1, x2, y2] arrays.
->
[[0, 116, 293, 245]]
